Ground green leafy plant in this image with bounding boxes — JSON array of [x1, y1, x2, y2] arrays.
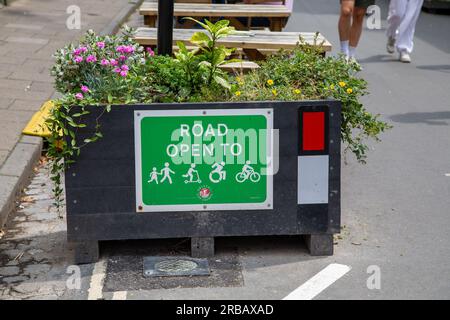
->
[[46, 23, 390, 209], [183, 18, 239, 90], [231, 35, 391, 162]]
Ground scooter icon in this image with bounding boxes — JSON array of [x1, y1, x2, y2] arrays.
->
[[182, 164, 202, 184]]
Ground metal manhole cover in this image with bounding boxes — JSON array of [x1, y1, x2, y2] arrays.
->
[[143, 256, 210, 277], [155, 259, 198, 273]]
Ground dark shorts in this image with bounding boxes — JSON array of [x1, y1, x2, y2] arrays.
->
[[341, 0, 375, 8]]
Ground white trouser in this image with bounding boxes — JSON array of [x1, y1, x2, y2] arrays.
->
[[386, 0, 424, 54]]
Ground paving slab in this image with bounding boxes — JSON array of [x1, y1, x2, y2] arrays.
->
[[0, 175, 20, 227], [0, 149, 8, 164], [0, 160, 95, 300], [8, 99, 41, 111], [0, 0, 145, 235], [0, 110, 36, 152], [0, 98, 14, 109], [0, 141, 41, 177]]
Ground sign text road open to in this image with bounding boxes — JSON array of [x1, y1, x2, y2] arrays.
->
[[135, 109, 274, 212]]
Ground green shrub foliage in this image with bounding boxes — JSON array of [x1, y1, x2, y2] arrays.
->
[[47, 22, 390, 208]]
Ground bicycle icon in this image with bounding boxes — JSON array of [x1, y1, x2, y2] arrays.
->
[[235, 161, 261, 183]]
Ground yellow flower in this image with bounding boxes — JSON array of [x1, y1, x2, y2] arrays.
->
[[235, 91, 241, 96], [236, 77, 244, 85], [267, 79, 274, 86], [346, 88, 353, 94], [272, 89, 277, 96], [330, 84, 335, 90], [54, 139, 64, 151], [339, 81, 346, 88], [294, 89, 301, 95]]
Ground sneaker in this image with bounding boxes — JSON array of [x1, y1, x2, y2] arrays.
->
[[399, 51, 411, 63], [387, 37, 395, 54]]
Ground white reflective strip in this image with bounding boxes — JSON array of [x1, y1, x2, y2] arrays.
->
[[87, 258, 107, 300], [283, 264, 351, 300], [112, 291, 128, 300], [298, 155, 329, 204]]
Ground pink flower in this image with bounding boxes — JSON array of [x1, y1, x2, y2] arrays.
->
[[97, 41, 105, 49], [146, 47, 155, 56], [113, 67, 121, 73], [80, 46, 88, 53], [74, 56, 83, 63], [120, 70, 128, 77], [75, 93, 84, 100], [119, 55, 127, 61], [101, 59, 110, 66], [81, 85, 89, 93], [86, 55, 97, 63], [116, 45, 125, 53], [110, 59, 118, 66], [73, 48, 82, 56], [121, 65, 129, 71], [116, 45, 134, 54]]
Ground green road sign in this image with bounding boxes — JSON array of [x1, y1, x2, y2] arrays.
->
[[135, 109, 273, 212]]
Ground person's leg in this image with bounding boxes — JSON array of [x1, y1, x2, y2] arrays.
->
[[396, 0, 424, 55], [338, 0, 355, 58], [349, 7, 366, 48], [386, 0, 405, 39], [348, 6, 366, 59]]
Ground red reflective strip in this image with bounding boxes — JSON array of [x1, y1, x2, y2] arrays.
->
[[302, 112, 325, 151]]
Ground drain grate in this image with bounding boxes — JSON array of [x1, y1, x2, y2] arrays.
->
[[156, 259, 198, 273], [143, 256, 210, 277]]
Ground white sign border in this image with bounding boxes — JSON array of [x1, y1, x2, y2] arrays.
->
[[135, 108, 274, 213]]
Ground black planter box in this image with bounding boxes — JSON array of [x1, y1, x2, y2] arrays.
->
[[65, 100, 341, 263]]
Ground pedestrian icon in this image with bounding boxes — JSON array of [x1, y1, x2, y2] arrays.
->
[[182, 164, 202, 184], [148, 167, 160, 184], [236, 160, 261, 183], [209, 161, 226, 183], [160, 162, 175, 184]]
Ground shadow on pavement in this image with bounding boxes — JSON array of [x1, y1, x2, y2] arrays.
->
[[357, 54, 399, 64], [416, 64, 450, 73], [390, 111, 450, 126]]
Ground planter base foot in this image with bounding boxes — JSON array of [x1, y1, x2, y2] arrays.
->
[[304, 234, 334, 256], [191, 237, 215, 258], [72, 241, 99, 264]]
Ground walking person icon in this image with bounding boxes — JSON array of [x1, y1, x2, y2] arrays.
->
[[160, 162, 175, 184], [148, 167, 160, 184]]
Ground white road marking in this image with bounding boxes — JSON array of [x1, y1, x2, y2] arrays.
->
[[283, 263, 351, 300], [112, 291, 128, 300], [445, 173, 450, 177], [87, 258, 107, 300]]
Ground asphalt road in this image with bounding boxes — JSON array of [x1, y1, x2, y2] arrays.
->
[[282, 0, 450, 299], [113, 0, 450, 300]]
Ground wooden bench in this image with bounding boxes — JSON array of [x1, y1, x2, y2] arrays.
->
[[219, 61, 260, 73], [243, 0, 286, 4], [134, 27, 332, 61], [176, 0, 211, 2], [139, 2, 291, 31]]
